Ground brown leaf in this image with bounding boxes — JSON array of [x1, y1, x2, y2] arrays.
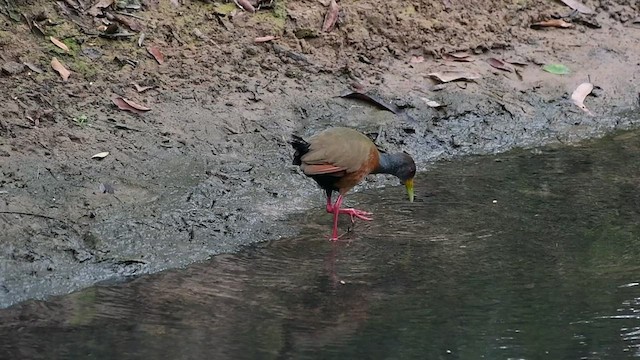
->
[[487, 58, 513, 72], [51, 57, 71, 81], [235, 0, 255, 12], [88, 0, 114, 16], [443, 52, 474, 62], [113, 14, 142, 32], [531, 19, 575, 29], [428, 71, 481, 83], [255, 35, 277, 43], [560, 0, 593, 14], [147, 46, 164, 64], [570, 82, 594, 115], [322, 0, 339, 33], [112, 96, 151, 114], [50, 36, 69, 52]]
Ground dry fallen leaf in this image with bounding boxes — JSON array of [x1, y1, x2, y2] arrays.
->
[[235, 0, 255, 12], [560, 0, 593, 14], [51, 57, 71, 81], [133, 83, 154, 92], [428, 71, 481, 83], [91, 151, 110, 159], [255, 35, 277, 43], [112, 96, 151, 114], [112, 14, 142, 32], [340, 91, 400, 114], [50, 36, 69, 52], [487, 58, 513, 72], [147, 46, 164, 64], [322, 0, 339, 32], [443, 52, 473, 62], [88, 0, 114, 16], [420, 97, 445, 108], [531, 19, 575, 29], [24, 62, 44, 74], [571, 82, 594, 115]]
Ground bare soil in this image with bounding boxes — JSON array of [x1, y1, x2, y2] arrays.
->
[[1, 0, 639, 307]]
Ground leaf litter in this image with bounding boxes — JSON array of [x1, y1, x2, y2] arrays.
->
[[92, 151, 110, 159], [543, 63, 570, 75], [487, 58, 514, 72], [112, 96, 151, 114], [531, 19, 575, 29], [133, 83, 154, 92], [559, 0, 593, 14], [50, 37, 69, 52], [255, 35, 277, 43], [571, 82, 594, 115], [443, 52, 474, 62], [420, 97, 446, 108], [340, 90, 400, 114], [428, 71, 481, 83], [147, 46, 164, 64], [51, 57, 71, 81], [234, 0, 256, 12], [322, 0, 339, 32]]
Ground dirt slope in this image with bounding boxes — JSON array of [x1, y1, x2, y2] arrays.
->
[[1, 0, 639, 307]]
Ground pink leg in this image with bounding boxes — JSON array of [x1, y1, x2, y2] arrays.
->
[[326, 192, 372, 222], [330, 195, 344, 241], [326, 193, 334, 213], [328, 195, 374, 241]]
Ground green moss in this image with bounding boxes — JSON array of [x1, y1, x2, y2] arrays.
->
[[62, 38, 80, 53], [253, 12, 286, 32], [71, 58, 98, 80], [214, 2, 237, 15], [48, 21, 78, 39], [273, 0, 287, 19], [294, 28, 319, 39]]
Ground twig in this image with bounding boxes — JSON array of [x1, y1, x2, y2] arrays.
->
[[115, 11, 146, 21], [0, 211, 57, 220]]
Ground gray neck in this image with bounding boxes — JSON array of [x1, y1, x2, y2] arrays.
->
[[373, 153, 403, 178]]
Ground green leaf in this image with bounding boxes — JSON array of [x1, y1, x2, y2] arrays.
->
[[542, 63, 570, 75]]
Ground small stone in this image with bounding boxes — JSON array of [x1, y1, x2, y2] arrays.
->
[[2, 61, 25, 75]]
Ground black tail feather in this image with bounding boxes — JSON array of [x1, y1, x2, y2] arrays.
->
[[289, 134, 309, 166]]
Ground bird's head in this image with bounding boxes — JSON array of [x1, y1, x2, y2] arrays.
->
[[396, 152, 416, 203]]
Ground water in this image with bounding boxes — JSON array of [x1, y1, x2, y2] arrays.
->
[[2, 131, 640, 359]]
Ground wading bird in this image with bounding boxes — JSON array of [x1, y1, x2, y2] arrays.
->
[[291, 127, 416, 240]]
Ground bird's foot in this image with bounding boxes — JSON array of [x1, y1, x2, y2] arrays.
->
[[338, 208, 373, 222], [328, 232, 351, 241]]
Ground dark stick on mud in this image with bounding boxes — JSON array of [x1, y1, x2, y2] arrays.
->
[[0, 211, 58, 220]]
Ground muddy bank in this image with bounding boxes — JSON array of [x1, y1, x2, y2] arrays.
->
[[1, 0, 640, 307]]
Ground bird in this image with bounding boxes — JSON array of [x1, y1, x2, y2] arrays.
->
[[290, 127, 416, 241]]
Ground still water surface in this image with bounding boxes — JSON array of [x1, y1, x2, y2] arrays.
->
[[2, 131, 640, 359]]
